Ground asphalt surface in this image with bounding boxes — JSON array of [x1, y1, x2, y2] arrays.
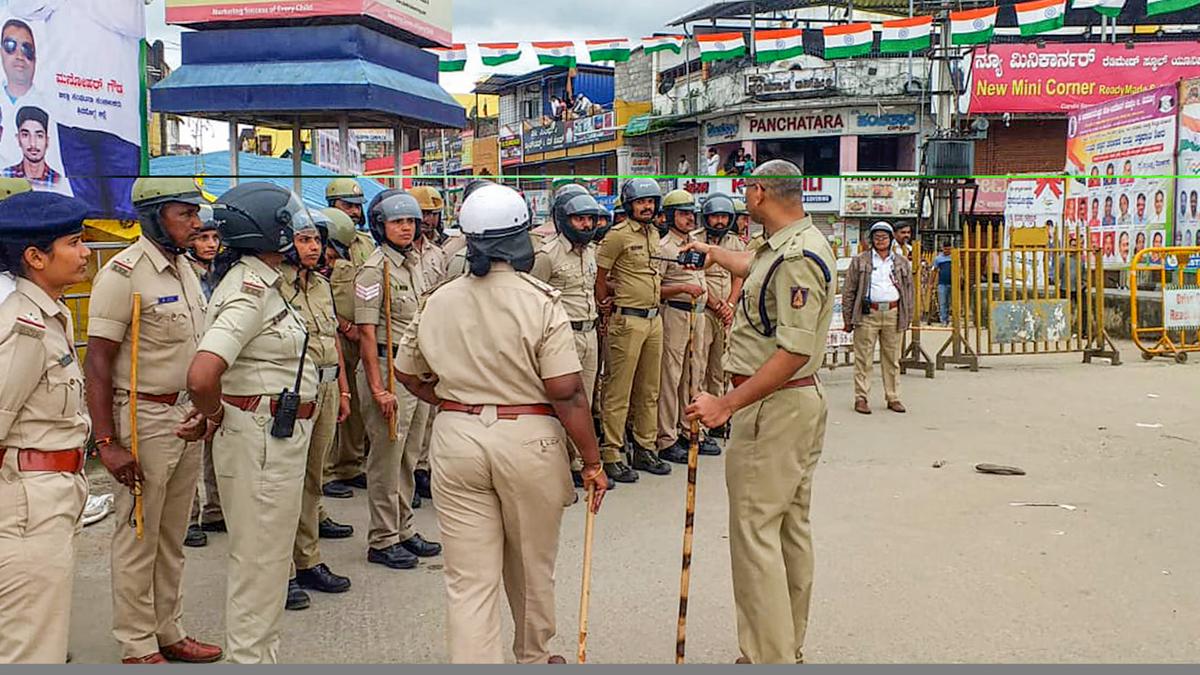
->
[[71, 340, 1200, 663]]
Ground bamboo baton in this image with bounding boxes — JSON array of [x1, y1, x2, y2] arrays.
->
[[577, 482, 596, 664], [382, 258, 397, 441], [675, 300, 702, 664], [129, 293, 144, 540]]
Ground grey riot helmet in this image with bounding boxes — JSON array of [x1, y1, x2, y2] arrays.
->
[[552, 193, 601, 247], [700, 193, 737, 239], [371, 193, 423, 253], [619, 178, 662, 223]]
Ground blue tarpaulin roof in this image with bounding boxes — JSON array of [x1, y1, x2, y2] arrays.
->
[[150, 152, 389, 210]]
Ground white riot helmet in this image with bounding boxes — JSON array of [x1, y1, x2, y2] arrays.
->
[[459, 184, 534, 276]]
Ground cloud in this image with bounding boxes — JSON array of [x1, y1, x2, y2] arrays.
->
[[453, 0, 699, 37]]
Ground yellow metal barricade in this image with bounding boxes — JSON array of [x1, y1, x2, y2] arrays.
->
[[1129, 247, 1200, 364]]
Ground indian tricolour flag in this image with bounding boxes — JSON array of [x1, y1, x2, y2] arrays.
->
[[754, 29, 804, 63], [1147, 0, 1200, 16], [880, 16, 932, 53], [587, 39, 632, 63], [479, 43, 522, 67], [1016, 0, 1067, 37], [950, 7, 998, 46], [697, 32, 746, 62], [434, 44, 468, 72], [1073, 0, 1126, 17], [533, 42, 577, 68], [643, 35, 685, 55], [822, 23, 872, 60]]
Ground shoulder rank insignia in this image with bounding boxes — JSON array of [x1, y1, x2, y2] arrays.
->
[[241, 280, 265, 297], [516, 272, 561, 299], [356, 283, 381, 302], [112, 257, 135, 278], [14, 313, 46, 338]]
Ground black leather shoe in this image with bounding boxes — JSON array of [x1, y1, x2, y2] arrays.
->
[[346, 473, 368, 489], [295, 563, 351, 594], [368, 544, 419, 570], [199, 519, 226, 533], [322, 481, 353, 499], [414, 468, 432, 499], [660, 439, 690, 464], [604, 461, 639, 484], [400, 533, 442, 558], [699, 436, 722, 456], [319, 517, 354, 539], [286, 579, 310, 610], [632, 446, 672, 475], [183, 524, 207, 548]]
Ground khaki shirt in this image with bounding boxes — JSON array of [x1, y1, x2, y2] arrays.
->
[[530, 234, 598, 322], [329, 259, 357, 324], [413, 238, 448, 290], [726, 217, 836, 380], [396, 264, 580, 406], [354, 246, 424, 344], [595, 218, 661, 309], [87, 237, 207, 394], [350, 231, 376, 268], [0, 279, 91, 449], [281, 264, 340, 369], [658, 229, 707, 306], [198, 256, 317, 399], [704, 233, 747, 303]]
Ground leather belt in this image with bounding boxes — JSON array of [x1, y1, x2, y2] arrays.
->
[[571, 319, 597, 332], [317, 365, 341, 385], [377, 344, 399, 358], [731, 375, 817, 390], [438, 402, 557, 420], [222, 395, 318, 420], [617, 306, 659, 319], [870, 301, 899, 311], [665, 300, 704, 314], [134, 391, 184, 406], [0, 448, 85, 473]]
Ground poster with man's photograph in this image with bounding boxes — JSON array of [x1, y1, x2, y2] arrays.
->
[[0, 0, 144, 219]]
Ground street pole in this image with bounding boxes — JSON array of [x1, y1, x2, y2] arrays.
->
[[393, 125, 403, 189], [292, 119, 302, 195], [228, 118, 239, 187]]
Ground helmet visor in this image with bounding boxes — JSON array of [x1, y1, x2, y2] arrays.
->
[[284, 192, 319, 239]]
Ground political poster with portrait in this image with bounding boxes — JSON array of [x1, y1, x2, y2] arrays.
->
[[1003, 177, 1064, 283], [1066, 85, 1176, 270], [0, 0, 145, 219], [1177, 78, 1200, 249]]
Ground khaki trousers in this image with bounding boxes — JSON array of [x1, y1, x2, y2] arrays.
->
[[212, 402, 311, 664], [358, 357, 422, 548], [852, 307, 901, 404], [701, 311, 729, 397], [727, 385, 827, 664], [416, 401, 435, 473], [430, 411, 574, 664], [600, 313, 662, 462], [111, 397, 201, 659], [189, 440, 222, 525], [568, 328, 599, 470], [293, 380, 338, 572], [326, 336, 367, 482], [657, 305, 707, 449], [0, 454, 87, 663]]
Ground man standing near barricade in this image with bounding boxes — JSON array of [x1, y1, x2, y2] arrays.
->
[[842, 221, 914, 415], [85, 177, 222, 664], [696, 194, 744, 441], [595, 178, 667, 482], [654, 189, 713, 463], [683, 160, 836, 665], [355, 192, 442, 570]]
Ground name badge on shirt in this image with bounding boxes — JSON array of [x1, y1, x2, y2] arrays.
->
[[157, 295, 180, 305], [58, 353, 75, 367]]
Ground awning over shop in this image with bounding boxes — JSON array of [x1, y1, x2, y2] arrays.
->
[[623, 114, 698, 138]]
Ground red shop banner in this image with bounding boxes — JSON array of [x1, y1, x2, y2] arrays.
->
[[966, 42, 1200, 114]]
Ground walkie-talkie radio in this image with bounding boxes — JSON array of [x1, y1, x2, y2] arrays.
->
[[649, 250, 707, 269], [270, 329, 310, 439]]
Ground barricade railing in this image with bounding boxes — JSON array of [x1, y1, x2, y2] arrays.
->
[[1129, 246, 1200, 364]]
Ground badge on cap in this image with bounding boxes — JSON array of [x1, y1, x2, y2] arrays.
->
[[791, 286, 809, 309]]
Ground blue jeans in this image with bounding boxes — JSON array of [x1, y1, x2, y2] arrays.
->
[[938, 284, 951, 324]]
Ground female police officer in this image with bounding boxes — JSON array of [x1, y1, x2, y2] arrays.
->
[[185, 182, 318, 664]]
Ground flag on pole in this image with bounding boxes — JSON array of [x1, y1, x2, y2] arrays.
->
[[587, 38, 632, 62], [880, 16, 933, 53], [533, 42, 577, 68], [697, 32, 746, 62], [950, 7, 999, 45], [1015, 0, 1067, 36], [643, 35, 685, 55], [434, 44, 468, 72], [754, 29, 805, 63], [1073, 0, 1126, 17], [822, 23, 873, 60], [479, 42, 522, 67], [1146, 0, 1200, 16]]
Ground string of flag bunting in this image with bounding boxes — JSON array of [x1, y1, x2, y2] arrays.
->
[[431, 0, 1200, 71]]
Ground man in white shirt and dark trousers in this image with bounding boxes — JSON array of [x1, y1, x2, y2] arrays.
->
[[841, 222, 914, 415]]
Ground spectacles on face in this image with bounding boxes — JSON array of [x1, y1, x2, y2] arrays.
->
[[2, 38, 35, 61]]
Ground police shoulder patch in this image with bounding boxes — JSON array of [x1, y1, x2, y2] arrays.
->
[[790, 286, 809, 309], [516, 272, 561, 299], [110, 247, 144, 277], [13, 312, 46, 339], [240, 270, 266, 298]]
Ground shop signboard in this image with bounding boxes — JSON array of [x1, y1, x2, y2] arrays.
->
[[742, 107, 920, 140], [744, 68, 836, 97], [499, 124, 523, 166], [840, 175, 921, 218], [165, 0, 453, 45], [680, 176, 841, 212]]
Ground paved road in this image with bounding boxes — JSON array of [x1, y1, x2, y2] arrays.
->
[[71, 341, 1200, 663]]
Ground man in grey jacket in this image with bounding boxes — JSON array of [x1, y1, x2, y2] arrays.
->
[[841, 221, 914, 414]]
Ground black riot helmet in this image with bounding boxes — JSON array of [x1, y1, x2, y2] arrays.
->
[[212, 182, 309, 255], [589, 202, 613, 241], [553, 192, 601, 247], [700, 193, 737, 239], [371, 193, 423, 254], [619, 178, 662, 223]]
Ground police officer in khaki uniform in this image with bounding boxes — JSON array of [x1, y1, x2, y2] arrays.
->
[[407, 186, 449, 501], [185, 208, 224, 548], [85, 177, 222, 664], [684, 161, 836, 664], [185, 183, 319, 664], [394, 183, 607, 664], [280, 212, 354, 611], [355, 193, 441, 570], [0, 193, 92, 664], [595, 178, 668, 482], [697, 194, 745, 441], [531, 186, 602, 486], [654, 190, 709, 464]]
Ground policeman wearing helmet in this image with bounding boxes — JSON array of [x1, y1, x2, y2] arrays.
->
[[695, 192, 745, 441]]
